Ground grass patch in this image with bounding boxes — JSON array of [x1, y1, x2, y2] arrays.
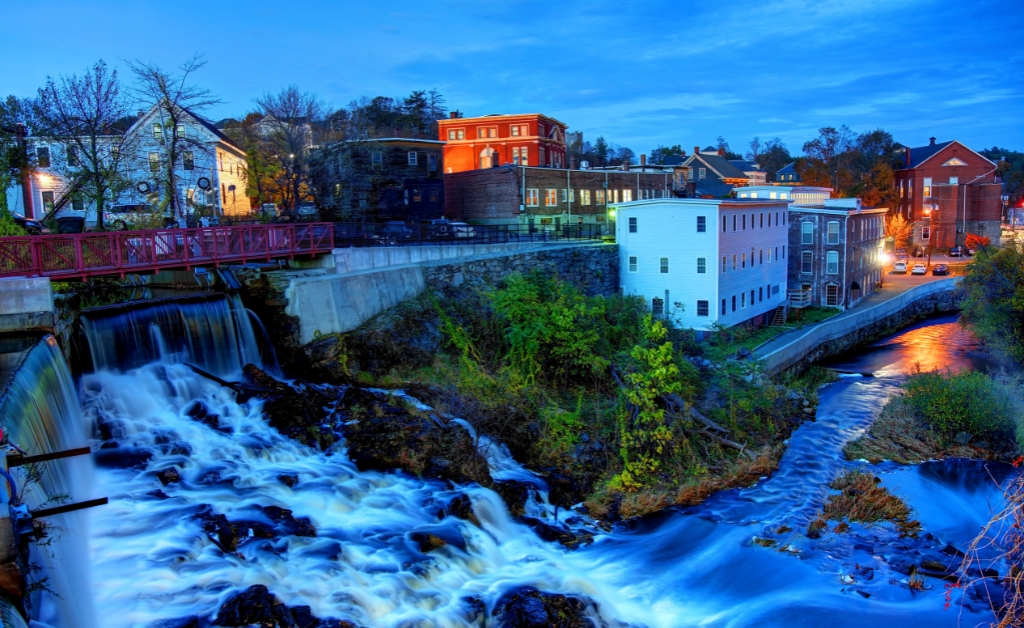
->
[[705, 307, 841, 362], [820, 470, 920, 537]]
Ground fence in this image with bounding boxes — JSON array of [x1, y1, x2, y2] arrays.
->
[[329, 222, 605, 248], [0, 223, 334, 280]]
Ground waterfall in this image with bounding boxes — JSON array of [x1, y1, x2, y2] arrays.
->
[[0, 335, 96, 628], [80, 293, 265, 377]]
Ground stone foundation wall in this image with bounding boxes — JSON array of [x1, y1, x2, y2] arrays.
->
[[422, 243, 618, 297]]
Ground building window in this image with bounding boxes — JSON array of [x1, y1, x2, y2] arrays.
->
[[429, 188, 439, 202], [732, 254, 737, 271], [923, 177, 932, 198], [759, 286, 763, 302], [699, 167, 706, 179], [741, 292, 746, 308], [732, 295, 736, 312], [760, 213, 764, 228], [545, 189, 557, 206], [477, 127, 497, 139], [183, 151, 194, 170], [628, 217, 637, 233], [71, 195, 84, 211], [741, 252, 746, 268], [826, 284, 840, 306], [36, 147, 50, 168], [652, 297, 664, 316], [827, 221, 840, 244], [175, 123, 186, 139], [801, 221, 813, 244], [742, 214, 746, 230], [526, 188, 539, 206], [759, 249, 763, 264], [153, 123, 162, 142], [623, 189, 633, 202], [510, 125, 520, 137], [66, 145, 79, 167], [826, 250, 839, 274], [750, 289, 755, 306], [581, 189, 591, 205], [595, 189, 605, 205], [722, 216, 727, 232], [660, 257, 669, 273], [722, 299, 727, 315], [697, 257, 706, 274], [562, 189, 568, 203], [922, 225, 931, 240], [949, 176, 958, 185], [372, 151, 382, 169], [512, 147, 521, 165], [40, 190, 54, 210], [408, 151, 418, 166], [697, 300, 709, 317], [628, 256, 638, 272], [148, 152, 160, 173], [428, 154, 437, 172], [722, 256, 727, 273], [801, 250, 813, 273], [733, 215, 737, 231], [520, 147, 528, 166]]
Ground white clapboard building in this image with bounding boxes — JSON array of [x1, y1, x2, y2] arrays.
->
[[615, 198, 791, 330]]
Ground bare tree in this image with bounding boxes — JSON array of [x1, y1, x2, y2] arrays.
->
[[254, 85, 325, 216], [128, 55, 220, 222], [34, 61, 133, 230]]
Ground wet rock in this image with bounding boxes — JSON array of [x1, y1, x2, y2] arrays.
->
[[494, 480, 531, 517], [289, 605, 318, 628], [278, 474, 299, 487], [169, 442, 193, 457], [942, 543, 967, 558], [239, 365, 337, 450], [232, 520, 277, 541], [855, 590, 871, 598], [461, 596, 487, 624], [157, 467, 181, 485], [518, 517, 594, 550], [214, 584, 296, 627], [444, 494, 480, 527], [954, 432, 973, 445], [147, 489, 170, 500], [260, 505, 317, 537], [341, 388, 491, 486], [148, 618, 200, 628], [410, 531, 447, 553], [856, 566, 875, 581], [93, 446, 153, 470], [184, 400, 222, 430], [493, 586, 601, 628], [194, 505, 239, 552]]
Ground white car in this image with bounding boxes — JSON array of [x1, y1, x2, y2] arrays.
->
[[449, 222, 476, 238], [893, 261, 908, 273], [911, 263, 927, 275]]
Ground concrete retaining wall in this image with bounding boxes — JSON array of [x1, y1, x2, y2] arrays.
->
[[0, 277, 54, 334], [761, 278, 961, 375], [331, 242, 552, 275]]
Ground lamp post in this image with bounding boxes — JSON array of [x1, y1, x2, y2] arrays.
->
[[925, 201, 939, 270]]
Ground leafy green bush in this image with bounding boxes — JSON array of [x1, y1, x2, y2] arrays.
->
[[0, 208, 27, 236], [903, 370, 1015, 442]]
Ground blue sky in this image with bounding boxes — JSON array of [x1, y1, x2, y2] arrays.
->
[[2, 0, 1021, 157]]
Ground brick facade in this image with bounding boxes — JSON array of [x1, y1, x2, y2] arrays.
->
[[437, 113, 567, 173], [894, 139, 1000, 247], [444, 166, 674, 229], [788, 204, 887, 309]]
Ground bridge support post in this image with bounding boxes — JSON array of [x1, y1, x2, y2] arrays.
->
[[0, 277, 54, 334]]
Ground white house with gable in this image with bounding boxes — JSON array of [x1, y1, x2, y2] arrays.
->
[[616, 198, 791, 331]]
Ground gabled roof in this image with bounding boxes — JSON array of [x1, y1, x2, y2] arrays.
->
[[694, 181, 735, 198], [661, 155, 686, 166], [777, 162, 798, 174], [898, 139, 997, 170], [683, 153, 749, 180], [729, 159, 764, 173]]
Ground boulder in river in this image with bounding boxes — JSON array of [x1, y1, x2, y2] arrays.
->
[[493, 480, 531, 517], [493, 586, 603, 628]]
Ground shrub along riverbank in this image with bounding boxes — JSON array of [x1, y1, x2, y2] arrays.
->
[[303, 271, 822, 520]]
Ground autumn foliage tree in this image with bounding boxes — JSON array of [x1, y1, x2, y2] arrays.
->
[[965, 233, 991, 250], [885, 213, 914, 249]]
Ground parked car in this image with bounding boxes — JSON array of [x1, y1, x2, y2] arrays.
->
[[932, 264, 950, 276], [893, 261, 908, 273], [296, 202, 317, 218], [949, 246, 964, 257], [911, 263, 927, 275], [105, 204, 154, 230], [449, 222, 476, 238], [11, 212, 45, 235]]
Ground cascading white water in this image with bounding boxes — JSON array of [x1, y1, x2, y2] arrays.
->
[[0, 335, 96, 628]]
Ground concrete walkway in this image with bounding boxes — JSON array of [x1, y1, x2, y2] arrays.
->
[[753, 271, 959, 359]]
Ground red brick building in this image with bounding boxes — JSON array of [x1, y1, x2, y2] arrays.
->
[[894, 138, 1001, 247], [437, 113, 568, 173], [445, 165, 673, 231]]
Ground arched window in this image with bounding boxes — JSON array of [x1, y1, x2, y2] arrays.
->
[[479, 148, 497, 169]]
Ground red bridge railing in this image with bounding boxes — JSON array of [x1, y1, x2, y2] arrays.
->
[[0, 223, 334, 280]]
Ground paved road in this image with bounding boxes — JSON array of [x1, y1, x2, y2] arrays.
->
[[752, 265, 962, 359]]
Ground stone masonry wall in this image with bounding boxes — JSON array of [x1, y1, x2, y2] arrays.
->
[[421, 243, 618, 297]]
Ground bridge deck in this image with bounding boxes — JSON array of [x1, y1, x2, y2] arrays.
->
[[0, 223, 334, 280]]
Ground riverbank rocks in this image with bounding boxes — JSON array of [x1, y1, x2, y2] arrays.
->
[[214, 584, 357, 627], [194, 504, 316, 553], [494, 480, 531, 517], [493, 586, 605, 628], [339, 387, 491, 486]]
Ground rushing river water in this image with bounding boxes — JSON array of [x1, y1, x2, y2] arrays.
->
[[60, 306, 1012, 627]]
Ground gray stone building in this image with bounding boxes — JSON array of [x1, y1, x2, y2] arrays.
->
[[788, 199, 887, 309]]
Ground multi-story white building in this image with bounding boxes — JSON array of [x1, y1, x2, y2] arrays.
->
[[616, 198, 791, 331], [7, 103, 250, 224]]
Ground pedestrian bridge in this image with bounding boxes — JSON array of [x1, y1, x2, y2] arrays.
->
[[0, 223, 334, 280]]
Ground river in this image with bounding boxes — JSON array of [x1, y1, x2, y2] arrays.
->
[[72, 307, 1011, 627]]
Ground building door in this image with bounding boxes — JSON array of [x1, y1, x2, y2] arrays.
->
[[826, 284, 839, 306], [479, 148, 496, 169]]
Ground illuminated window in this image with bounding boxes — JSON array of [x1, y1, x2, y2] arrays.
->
[[545, 189, 557, 206], [581, 189, 591, 205], [526, 188, 539, 206], [596, 189, 605, 205], [923, 177, 932, 197], [769, 192, 777, 199], [942, 157, 968, 167], [622, 189, 632, 202]]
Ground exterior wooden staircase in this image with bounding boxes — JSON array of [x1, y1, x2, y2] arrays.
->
[[770, 304, 788, 326]]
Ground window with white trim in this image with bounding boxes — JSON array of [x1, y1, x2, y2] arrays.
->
[[408, 151, 418, 166], [697, 257, 706, 274], [699, 167, 706, 179], [697, 216, 706, 232], [628, 256, 638, 272], [827, 221, 840, 245], [545, 189, 557, 206], [826, 250, 839, 274], [153, 123, 162, 142], [697, 300, 709, 317], [628, 217, 637, 233], [622, 189, 632, 202], [826, 284, 840, 306], [801, 221, 813, 244], [801, 250, 813, 273], [581, 189, 591, 205], [660, 257, 669, 274], [526, 188, 539, 206]]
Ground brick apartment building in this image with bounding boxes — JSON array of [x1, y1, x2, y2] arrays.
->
[[788, 198, 887, 309], [444, 165, 673, 231], [437, 112, 568, 173], [894, 138, 1001, 247]]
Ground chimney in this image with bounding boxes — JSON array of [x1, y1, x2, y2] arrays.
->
[[569, 156, 577, 170], [640, 154, 647, 166], [449, 111, 461, 119], [717, 147, 726, 157], [694, 146, 700, 157], [622, 161, 630, 172], [929, 137, 936, 145], [137, 109, 144, 119], [680, 149, 687, 157]]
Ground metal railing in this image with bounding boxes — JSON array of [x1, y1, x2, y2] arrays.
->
[[329, 222, 605, 247], [0, 223, 334, 279]]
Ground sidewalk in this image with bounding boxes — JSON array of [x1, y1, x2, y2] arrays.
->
[[752, 271, 958, 359]]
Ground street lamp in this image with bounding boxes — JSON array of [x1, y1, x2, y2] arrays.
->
[[925, 201, 939, 269]]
